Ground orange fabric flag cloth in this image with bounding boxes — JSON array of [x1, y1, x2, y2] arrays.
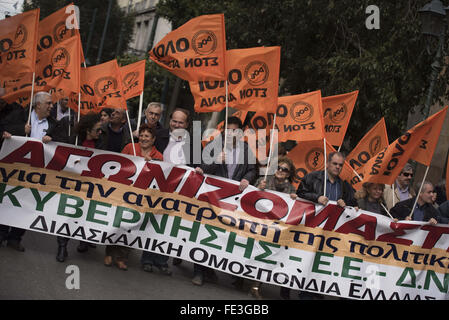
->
[[120, 60, 146, 100], [191, 46, 281, 114], [68, 59, 127, 115], [287, 139, 336, 189], [37, 4, 85, 64], [274, 90, 324, 143], [360, 106, 448, 186], [149, 14, 226, 82], [322, 90, 358, 148], [0, 9, 40, 77], [3, 35, 81, 106], [339, 117, 389, 190], [0, 9, 40, 104]]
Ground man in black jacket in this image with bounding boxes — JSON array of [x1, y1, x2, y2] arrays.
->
[[438, 199, 449, 224], [297, 151, 357, 207], [191, 116, 257, 286], [200, 116, 257, 191], [97, 108, 131, 153], [390, 181, 438, 224], [0, 89, 28, 251]]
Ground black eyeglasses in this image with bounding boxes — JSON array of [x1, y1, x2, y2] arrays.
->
[[277, 166, 290, 173], [402, 172, 413, 178]]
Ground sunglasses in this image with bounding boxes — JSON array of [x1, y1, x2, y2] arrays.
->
[[277, 166, 290, 173], [402, 172, 413, 178]]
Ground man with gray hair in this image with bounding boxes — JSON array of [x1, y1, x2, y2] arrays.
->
[[390, 181, 438, 224], [132, 102, 166, 150], [24, 91, 58, 142], [384, 162, 416, 210]]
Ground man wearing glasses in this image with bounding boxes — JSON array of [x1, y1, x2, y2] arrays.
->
[[132, 102, 166, 152], [384, 163, 416, 210], [296, 151, 357, 208]]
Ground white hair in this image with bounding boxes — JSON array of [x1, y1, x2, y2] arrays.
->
[[33, 91, 51, 108], [146, 102, 162, 112]]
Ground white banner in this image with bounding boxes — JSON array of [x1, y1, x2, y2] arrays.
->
[[0, 136, 448, 300]]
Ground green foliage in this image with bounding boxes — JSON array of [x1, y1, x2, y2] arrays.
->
[[23, 0, 135, 66], [156, 0, 444, 151]]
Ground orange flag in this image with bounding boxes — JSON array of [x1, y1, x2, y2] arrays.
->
[[37, 4, 85, 64], [322, 90, 358, 147], [69, 59, 127, 115], [346, 118, 389, 172], [360, 106, 448, 186], [191, 46, 281, 114], [273, 90, 324, 143], [0, 9, 40, 101], [2, 35, 81, 106], [149, 14, 226, 81], [38, 35, 81, 96], [287, 139, 336, 189], [0, 9, 40, 76], [2, 5, 85, 105], [339, 118, 388, 190], [409, 106, 448, 166], [120, 60, 146, 100]]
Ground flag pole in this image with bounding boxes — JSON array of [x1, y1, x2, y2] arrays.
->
[[75, 92, 81, 146], [136, 91, 144, 130], [68, 102, 71, 137], [75, 62, 87, 145], [264, 113, 277, 182], [323, 137, 327, 198], [126, 109, 136, 156], [408, 165, 430, 220], [392, 183, 395, 207], [223, 80, 229, 160], [26, 72, 36, 137]]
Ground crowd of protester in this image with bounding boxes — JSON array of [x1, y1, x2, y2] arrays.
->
[[0, 90, 448, 300]]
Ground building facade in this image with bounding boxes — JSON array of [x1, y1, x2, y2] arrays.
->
[[118, 0, 171, 57]]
